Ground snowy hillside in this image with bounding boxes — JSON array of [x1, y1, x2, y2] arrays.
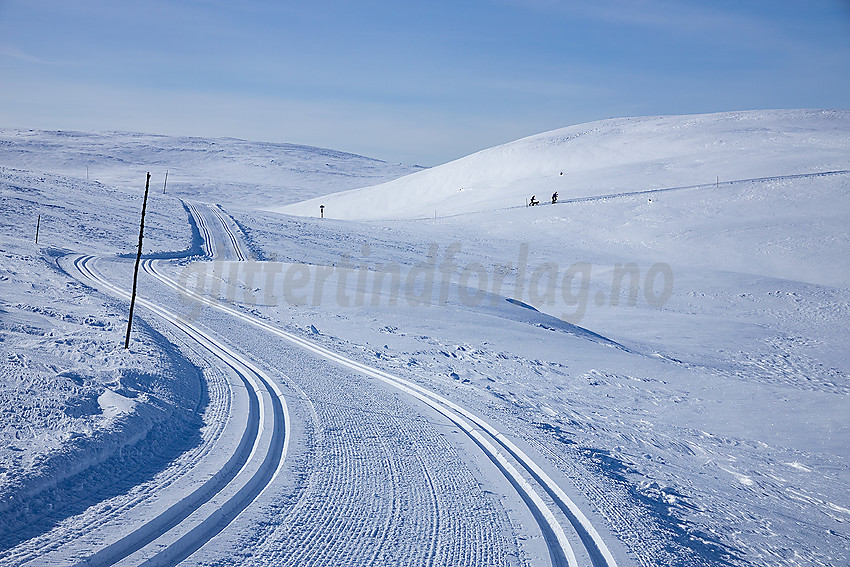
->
[[0, 132, 419, 562], [0, 129, 421, 209], [276, 109, 850, 220], [1, 113, 849, 567]]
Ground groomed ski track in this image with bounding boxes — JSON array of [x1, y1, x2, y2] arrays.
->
[[184, 202, 217, 259], [170, 203, 619, 567], [68, 254, 290, 566], [184, 201, 249, 262], [208, 204, 249, 262], [30, 201, 620, 567]]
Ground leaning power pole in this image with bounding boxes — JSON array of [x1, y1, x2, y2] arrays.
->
[[125, 172, 151, 349]]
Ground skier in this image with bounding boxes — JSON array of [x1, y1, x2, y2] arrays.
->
[[529, 195, 539, 206], [551, 191, 558, 204]]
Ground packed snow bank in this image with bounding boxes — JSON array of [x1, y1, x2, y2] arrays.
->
[[0, 167, 206, 542], [275, 109, 850, 220]]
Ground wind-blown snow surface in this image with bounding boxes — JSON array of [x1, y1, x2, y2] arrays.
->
[[1, 112, 849, 566]]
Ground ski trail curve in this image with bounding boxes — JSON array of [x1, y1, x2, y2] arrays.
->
[[147, 259, 620, 567], [67, 255, 290, 566]]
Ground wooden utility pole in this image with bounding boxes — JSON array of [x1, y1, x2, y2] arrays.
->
[[125, 172, 151, 349]]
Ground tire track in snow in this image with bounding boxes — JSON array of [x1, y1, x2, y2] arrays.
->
[[147, 259, 620, 567], [64, 255, 290, 566]]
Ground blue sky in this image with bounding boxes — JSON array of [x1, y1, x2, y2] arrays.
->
[[1, 0, 849, 165]]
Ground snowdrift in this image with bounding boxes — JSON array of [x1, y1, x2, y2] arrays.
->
[[275, 109, 850, 220]]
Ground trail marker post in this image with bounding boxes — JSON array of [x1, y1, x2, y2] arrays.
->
[[35, 214, 40, 244], [125, 172, 151, 349], [163, 170, 169, 194]]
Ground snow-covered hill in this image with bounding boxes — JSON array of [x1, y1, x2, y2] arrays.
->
[[0, 129, 421, 209], [276, 109, 850, 220], [1, 113, 849, 566]]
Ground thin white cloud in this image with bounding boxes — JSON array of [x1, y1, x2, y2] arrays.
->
[[492, 0, 818, 52], [0, 43, 59, 65]]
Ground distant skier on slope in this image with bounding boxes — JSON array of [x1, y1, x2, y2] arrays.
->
[[551, 191, 558, 204], [529, 195, 539, 206]]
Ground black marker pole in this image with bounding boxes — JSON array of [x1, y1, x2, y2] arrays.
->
[[125, 172, 151, 349]]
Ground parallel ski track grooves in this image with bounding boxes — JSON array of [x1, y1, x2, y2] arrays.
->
[[1, 340, 233, 566], [70, 255, 290, 567], [208, 205, 248, 261], [185, 202, 216, 259], [148, 260, 620, 567]]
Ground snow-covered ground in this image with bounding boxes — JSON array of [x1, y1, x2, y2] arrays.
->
[[278, 109, 850, 222], [1, 110, 848, 566]]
